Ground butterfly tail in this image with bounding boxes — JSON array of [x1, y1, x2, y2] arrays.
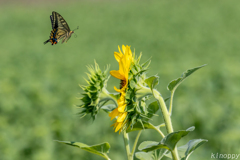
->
[[44, 39, 50, 44]]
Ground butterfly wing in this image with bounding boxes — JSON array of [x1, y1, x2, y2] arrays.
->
[[50, 15, 54, 29], [44, 11, 74, 45], [54, 12, 74, 43], [53, 11, 70, 31]]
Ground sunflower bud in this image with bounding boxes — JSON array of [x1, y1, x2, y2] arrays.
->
[[78, 61, 112, 120]]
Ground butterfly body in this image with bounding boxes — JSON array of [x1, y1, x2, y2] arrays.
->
[[44, 11, 74, 45]]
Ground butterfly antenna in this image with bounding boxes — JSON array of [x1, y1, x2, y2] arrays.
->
[[73, 26, 79, 38], [73, 26, 79, 31], [73, 32, 77, 38]]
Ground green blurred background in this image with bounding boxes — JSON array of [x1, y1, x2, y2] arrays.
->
[[0, 0, 239, 159]]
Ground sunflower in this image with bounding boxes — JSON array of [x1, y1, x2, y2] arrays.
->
[[109, 45, 133, 132]]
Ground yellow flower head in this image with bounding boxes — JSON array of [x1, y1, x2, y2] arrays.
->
[[110, 45, 132, 92], [109, 45, 133, 133]]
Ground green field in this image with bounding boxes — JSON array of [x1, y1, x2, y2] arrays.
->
[[0, 0, 240, 160]]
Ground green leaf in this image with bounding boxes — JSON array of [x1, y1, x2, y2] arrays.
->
[[164, 143, 189, 159], [181, 139, 208, 160], [138, 141, 159, 150], [101, 104, 116, 113], [167, 64, 206, 92], [138, 142, 168, 160], [55, 140, 111, 160], [140, 126, 195, 152], [136, 149, 167, 160], [126, 121, 156, 133], [147, 101, 159, 118], [140, 141, 169, 152], [135, 152, 154, 160], [167, 78, 181, 92], [145, 76, 159, 90]]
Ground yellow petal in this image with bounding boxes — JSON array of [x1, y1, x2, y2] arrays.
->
[[115, 122, 123, 132], [125, 46, 132, 59], [118, 104, 126, 112], [121, 55, 131, 77], [109, 108, 119, 120], [118, 60, 125, 76], [114, 86, 121, 92], [118, 45, 123, 55], [120, 92, 126, 97], [114, 52, 123, 62], [117, 112, 127, 122], [117, 96, 125, 106], [110, 70, 125, 80], [111, 121, 118, 127], [127, 46, 133, 57], [122, 45, 126, 54]]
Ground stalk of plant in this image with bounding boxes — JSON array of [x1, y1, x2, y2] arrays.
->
[[153, 89, 179, 160]]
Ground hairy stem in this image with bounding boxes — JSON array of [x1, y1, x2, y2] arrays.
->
[[169, 91, 175, 116], [123, 131, 132, 160], [153, 89, 179, 160]]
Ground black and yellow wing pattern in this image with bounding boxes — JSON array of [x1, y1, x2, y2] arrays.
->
[[44, 11, 74, 45]]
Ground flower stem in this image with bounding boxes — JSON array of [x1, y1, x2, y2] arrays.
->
[[169, 91, 175, 116], [131, 131, 142, 156], [123, 131, 132, 160], [152, 89, 179, 160], [153, 127, 165, 138], [153, 89, 173, 133]]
